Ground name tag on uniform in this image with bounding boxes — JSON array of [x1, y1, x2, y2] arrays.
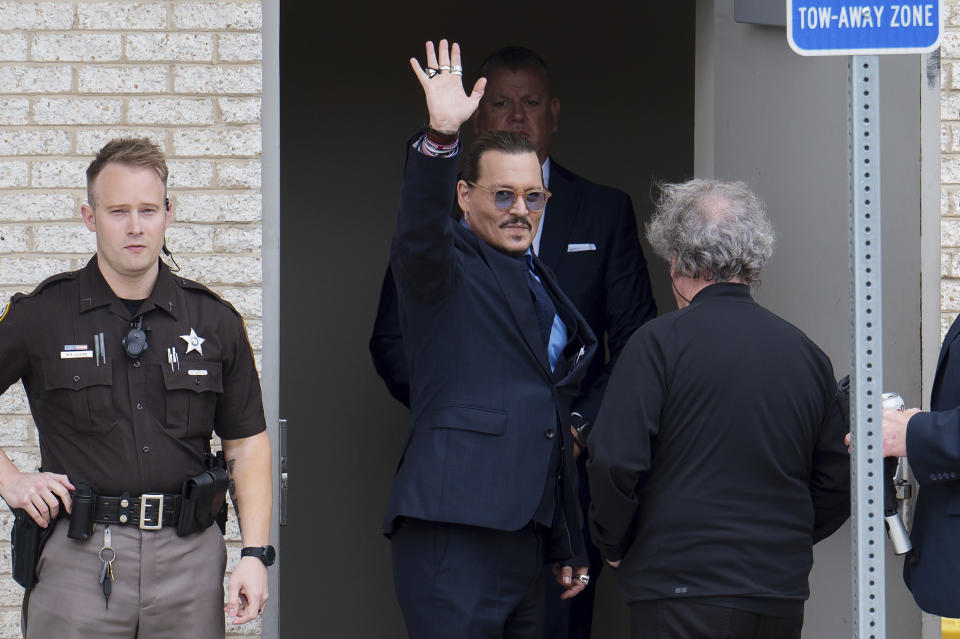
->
[[61, 350, 93, 359], [567, 243, 597, 252], [188, 369, 208, 376]]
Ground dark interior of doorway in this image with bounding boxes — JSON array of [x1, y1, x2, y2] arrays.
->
[[280, 3, 695, 635]]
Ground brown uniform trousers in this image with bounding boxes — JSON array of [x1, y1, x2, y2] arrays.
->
[[23, 521, 226, 638]]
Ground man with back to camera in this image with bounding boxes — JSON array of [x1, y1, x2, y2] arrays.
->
[[0, 137, 274, 637], [878, 318, 960, 617], [370, 44, 657, 638], [383, 39, 599, 638], [587, 179, 850, 639]]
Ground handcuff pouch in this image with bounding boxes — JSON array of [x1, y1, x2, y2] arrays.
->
[[178, 463, 229, 536]]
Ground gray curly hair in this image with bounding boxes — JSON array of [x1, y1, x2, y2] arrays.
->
[[646, 178, 775, 287]]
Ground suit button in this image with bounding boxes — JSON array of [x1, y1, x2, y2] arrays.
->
[[133, 361, 141, 368], [545, 429, 555, 439]]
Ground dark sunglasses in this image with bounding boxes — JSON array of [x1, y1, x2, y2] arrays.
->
[[467, 181, 551, 212]]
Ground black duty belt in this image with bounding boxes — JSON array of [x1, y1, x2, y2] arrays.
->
[[93, 493, 182, 530]]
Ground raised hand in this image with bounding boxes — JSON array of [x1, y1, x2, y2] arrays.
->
[[409, 39, 486, 134]]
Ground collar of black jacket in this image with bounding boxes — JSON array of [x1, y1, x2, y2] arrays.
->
[[689, 281, 752, 305]]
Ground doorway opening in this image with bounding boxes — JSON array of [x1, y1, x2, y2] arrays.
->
[[279, 2, 695, 635]]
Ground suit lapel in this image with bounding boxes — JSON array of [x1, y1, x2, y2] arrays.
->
[[538, 161, 581, 271], [533, 254, 597, 386], [477, 241, 553, 377], [932, 314, 960, 406]]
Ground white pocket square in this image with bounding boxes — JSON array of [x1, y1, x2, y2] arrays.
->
[[567, 243, 597, 252]]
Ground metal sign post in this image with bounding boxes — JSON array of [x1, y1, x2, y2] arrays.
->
[[786, 2, 942, 637], [848, 53, 885, 639]]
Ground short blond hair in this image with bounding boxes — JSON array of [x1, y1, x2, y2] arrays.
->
[[86, 137, 168, 208]]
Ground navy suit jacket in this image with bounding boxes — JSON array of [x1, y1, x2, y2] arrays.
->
[[903, 315, 960, 616], [382, 142, 598, 563], [370, 159, 656, 420]]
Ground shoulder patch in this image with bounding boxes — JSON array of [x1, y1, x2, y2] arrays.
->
[[175, 276, 242, 317]]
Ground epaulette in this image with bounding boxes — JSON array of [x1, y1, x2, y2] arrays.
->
[[174, 275, 242, 317], [10, 270, 79, 303], [1, 270, 79, 324]]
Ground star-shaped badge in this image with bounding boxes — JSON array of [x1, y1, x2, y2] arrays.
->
[[180, 328, 206, 356]]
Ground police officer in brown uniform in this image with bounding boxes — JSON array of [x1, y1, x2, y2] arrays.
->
[[0, 138, 274, 638]]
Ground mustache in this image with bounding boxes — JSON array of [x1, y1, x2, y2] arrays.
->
[[499, 215, 531, 230]]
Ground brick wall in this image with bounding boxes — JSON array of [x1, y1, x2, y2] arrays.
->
[[0, 2, 263, 636], [946, 3, 960, 340]]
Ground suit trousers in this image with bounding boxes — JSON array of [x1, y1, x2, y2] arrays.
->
[[629, 600, 803, 639], [391, 517, 547, 639], [23, 519, 227, 638]]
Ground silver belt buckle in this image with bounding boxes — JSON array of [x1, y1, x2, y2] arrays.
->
[[139, 494, 164, 530]]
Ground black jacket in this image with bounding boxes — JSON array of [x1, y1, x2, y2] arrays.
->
[[587, 283, 849, 609]]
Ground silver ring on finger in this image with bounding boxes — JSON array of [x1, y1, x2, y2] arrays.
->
[[451, 69, 463, 76], [438, 65, 451, 73], [576, 574, 590, 587], [425, 67, 439, 78]]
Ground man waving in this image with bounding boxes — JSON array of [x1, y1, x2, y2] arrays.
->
[[382, 40, 597, 639]]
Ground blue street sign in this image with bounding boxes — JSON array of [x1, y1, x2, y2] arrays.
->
[[787, 0, 942, 55]]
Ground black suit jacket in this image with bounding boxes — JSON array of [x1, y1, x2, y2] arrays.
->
[[902, 314, 960, 616], [382, 143, 598, 563], [370, 159, 656, 419]]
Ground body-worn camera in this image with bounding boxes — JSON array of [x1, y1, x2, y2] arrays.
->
[[122, 316, 148, 359]]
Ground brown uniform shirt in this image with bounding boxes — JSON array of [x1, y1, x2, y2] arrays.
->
[[0, 256, 266, 495]]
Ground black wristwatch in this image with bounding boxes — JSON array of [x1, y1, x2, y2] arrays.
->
[[570, 412, 593, 452], [241, 545, 277, 566]]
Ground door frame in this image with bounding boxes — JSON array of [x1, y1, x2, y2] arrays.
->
[[260, 0, 280, 636]]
